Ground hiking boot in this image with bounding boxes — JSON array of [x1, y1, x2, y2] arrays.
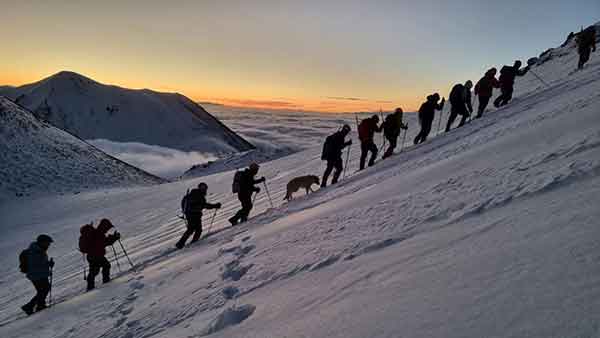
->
[[228, 217, 238, 226], [175, 242, 184, 250], [102, 277, 111, 284], [21, 304, 34, 316], [35, 304, 47, 312]]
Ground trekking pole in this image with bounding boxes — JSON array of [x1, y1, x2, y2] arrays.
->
[[117, 239, 136, 270], [262, 181, 274, 208], [342, 143, 351, 179], [436, 108, 444, 134], [399, 127, 408, 153], [111, 244, 122, 273], [81, 253, 87, 280], [379, 109, 386, 151], [49, 261, 53, 306], [206, 209, 218, 235], [252, 191, 258, 204]]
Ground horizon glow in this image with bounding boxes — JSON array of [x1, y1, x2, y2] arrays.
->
[[0, 0, 598, 112]]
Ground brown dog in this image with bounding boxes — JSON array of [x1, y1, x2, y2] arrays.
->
[[284, 175, 320, 201]]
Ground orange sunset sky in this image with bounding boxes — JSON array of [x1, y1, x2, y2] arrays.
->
[[1, 1, 598, 112]]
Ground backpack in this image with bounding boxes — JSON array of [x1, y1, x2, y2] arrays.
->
[[19, 249, 29, 273], [232, 171, 243, 194], [181, 189, 190, 215], [449, 84, 464, 104], [358, 119, 370, 142], [579, 27, 596, 46], [322, 134, 335, 160], [499, 66, 511, 83], [383, 115, 396, 136], [79, 223, 95, 254]]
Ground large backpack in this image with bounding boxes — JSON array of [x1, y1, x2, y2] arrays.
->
[[449, 84, 464, 104], [19, 249, 29, 273], [181, 189, 190, 215], [232, 171, 243, 194], [358, 119, 370, 142], [499, 66, 512, 84], [79, 223, 95, 254], [383, 115, 396, 137], [321, 134, 335, 160]]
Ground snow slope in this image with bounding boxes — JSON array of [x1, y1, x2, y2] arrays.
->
[[0, 97, 164, 201], [1, 25, 600, 338], [0, 71, 254, 153]]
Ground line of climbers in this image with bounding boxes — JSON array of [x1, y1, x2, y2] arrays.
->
[[17, 26, 597, 317]]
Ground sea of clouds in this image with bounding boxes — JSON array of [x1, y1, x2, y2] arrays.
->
[[88, 139, 217, 179]]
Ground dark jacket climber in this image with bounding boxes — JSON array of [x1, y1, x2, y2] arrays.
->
[[414, 94, 444, 145], [382, 108, 408, 159], [577, 26, 597, 70], [229, 163, 265, 225], [177, 183, 221, 249], [21, 234, 54, 315], [445, 81, 473, 132], [474, 68, 500, 118], [493, 60, 529, 108], [321, 124, 352, 187]]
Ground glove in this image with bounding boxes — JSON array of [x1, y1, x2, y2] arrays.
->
[[49, 258, 55, 268], [216, 203, 222, 209], [346, 140, 353, 146], [255, 187, 261, 194], [114, 232, 121, 240]]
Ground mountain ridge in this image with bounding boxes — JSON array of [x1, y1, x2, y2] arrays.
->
[[0, 71, 255, 153]]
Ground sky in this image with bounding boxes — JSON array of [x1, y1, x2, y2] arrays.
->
[[0, 0, 598, 112]]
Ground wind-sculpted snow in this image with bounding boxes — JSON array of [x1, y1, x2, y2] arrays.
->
[[1, 25, 600, 338], [0, 97, 163, 201]]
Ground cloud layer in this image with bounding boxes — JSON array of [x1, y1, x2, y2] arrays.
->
[[88, 139, 217, 179]]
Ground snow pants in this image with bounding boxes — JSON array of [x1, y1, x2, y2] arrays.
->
[[176, 214, 203, 248], [359, 140, 378, 170], [87, 256, 111, 290], [476, 95, 491, 118], [24, 278, 50, 311], [494, 86, 514, 107], [322, 157, 343, 187]]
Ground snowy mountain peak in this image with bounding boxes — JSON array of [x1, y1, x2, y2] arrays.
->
[[0, 72, 254, 153]]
